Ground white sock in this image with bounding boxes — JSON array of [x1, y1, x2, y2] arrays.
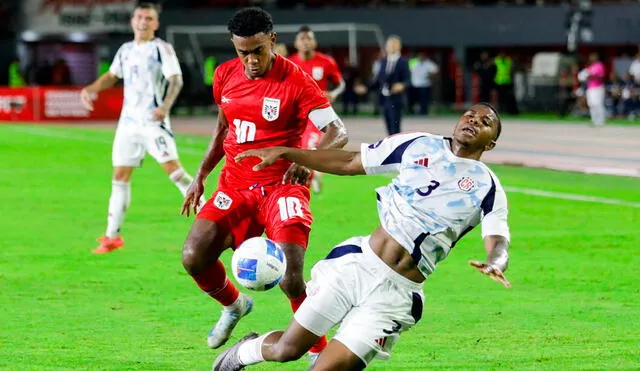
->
[[237, 331, 275, 366], [224, 293, 245, 313], [105, 180, 130, 238], [169, 168, 206, 205]]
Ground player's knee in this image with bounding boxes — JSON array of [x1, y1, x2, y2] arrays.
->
[[181, 238, 208, 276], [112, 167, 133, 182], [271, 341, 306, 362]]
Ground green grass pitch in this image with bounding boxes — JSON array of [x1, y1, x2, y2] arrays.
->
[[1, 124, 639, 370]]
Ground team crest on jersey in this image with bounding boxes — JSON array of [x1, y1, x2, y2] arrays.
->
[[262, 97, 280, 121], [312, 66, 324, 81], [214, 192, 233, 210], [457, 177, 475, 192]]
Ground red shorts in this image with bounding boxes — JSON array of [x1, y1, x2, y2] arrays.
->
[[197, 184, 313, 249], [301, 122, 322, 150]]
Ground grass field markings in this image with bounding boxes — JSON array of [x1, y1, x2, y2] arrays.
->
[[504, 186, 640, 208], [5, 125, 205, 155], [7, 125, 639, 208]]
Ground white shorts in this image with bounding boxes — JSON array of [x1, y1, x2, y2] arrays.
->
[[294, 235, 424, 365], [112, 122, 179, 167], [586, 86, 605, 108]]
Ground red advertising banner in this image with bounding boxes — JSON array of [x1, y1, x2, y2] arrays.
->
[[0, 88, 38, 121], [0, 86, 123, 122]]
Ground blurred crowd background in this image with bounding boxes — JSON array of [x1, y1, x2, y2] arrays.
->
[[1, 0, 639, 121]]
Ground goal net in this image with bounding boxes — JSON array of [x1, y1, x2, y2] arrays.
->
[[166, 23, 385, 81]]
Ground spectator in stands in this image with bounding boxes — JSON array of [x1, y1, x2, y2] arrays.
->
[[606, 71, 622, 118], [370, 51, 383, 116], [473, 51, 496, 103], [629, 52, 640, 85], [620, 73, 639, 119], [357, 35, 410, 135], [341, 56, 360, 115], [580, 52, 606, 126], [408, 51, 439, 115], [494, 50, 519, 115]]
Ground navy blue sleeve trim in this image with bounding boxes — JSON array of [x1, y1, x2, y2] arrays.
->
[[380, 136, 422, 166]]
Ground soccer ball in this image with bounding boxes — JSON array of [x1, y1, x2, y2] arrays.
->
[[231, 237, 287, 291]]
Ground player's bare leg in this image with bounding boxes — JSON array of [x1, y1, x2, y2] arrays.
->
[[94, 166, 134, 254], [161, 159, 206, 209], [182, 219, 253, 348], [277, 242, 307, 299], [215, 318, 319, 370], [278, 238, 328, 363], [311, 340, 366, 371]]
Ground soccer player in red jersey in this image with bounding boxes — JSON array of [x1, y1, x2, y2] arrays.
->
[[289, 25, 346, 193], [180, 7, 347, 365]]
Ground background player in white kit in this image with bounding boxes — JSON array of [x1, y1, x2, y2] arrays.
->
[[80, 3, 204, 254], [215, 103, 511, 370]]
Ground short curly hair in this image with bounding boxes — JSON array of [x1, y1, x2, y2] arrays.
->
[[477, 102, 502, 140], [227, 7, 274, 37]]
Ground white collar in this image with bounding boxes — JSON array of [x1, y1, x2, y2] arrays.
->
[[387, 53, 400, 62]]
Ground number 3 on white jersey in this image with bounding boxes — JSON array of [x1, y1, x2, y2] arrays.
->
[[278, 197, 303, 221], [234, 119, 256, 143]]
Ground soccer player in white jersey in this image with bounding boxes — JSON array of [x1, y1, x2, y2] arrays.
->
[[214, 103, 511, 371], [80, 3, 204, 254]]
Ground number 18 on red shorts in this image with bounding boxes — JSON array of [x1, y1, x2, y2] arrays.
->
[[197, 183, 313, 249]]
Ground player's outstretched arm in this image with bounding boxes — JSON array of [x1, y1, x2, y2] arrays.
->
[[282, 109, 348, 185], [181, 110, 229, 216], [469, 235, 511, 288], [236, 147, 365, 176], [80, 72, 119, 111]]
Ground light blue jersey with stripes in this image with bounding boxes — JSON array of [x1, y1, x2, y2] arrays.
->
[[109, 38, 182, 127], [360, 132, 510, 278]]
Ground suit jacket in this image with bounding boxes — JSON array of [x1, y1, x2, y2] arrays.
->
[[370, 56, 411, 105]]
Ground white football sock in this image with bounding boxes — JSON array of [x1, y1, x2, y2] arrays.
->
[[224, 292, 245, 313], [236, 331, 275, 366], [105, 180, 130, 238], [169, 168, 206, 206]]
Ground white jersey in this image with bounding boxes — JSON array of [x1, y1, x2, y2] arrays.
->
[[109, 38, 181, 127], [360, 132, 510, 278]]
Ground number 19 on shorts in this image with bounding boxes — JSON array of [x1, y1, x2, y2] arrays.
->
[[234, 119, 256, 143]]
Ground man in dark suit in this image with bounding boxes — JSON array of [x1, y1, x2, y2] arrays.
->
[[358, 35, 410, 135], [376, 35, 410, 135]]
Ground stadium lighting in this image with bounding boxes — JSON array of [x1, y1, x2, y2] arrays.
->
[[68, 32, 89, 43], [21, 31, 40, 42]]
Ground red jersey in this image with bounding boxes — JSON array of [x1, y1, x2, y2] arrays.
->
[[213, 54, 330, 189], [289, 51, 342, 91]]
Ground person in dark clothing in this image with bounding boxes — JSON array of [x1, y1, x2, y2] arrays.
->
[[473, 51, 495, 103], [357, 35, 411, 135], [341, 57, 360, 115]]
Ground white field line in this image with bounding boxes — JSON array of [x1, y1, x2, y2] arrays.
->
[[504, 186, 640, 209], [5, 125, 204, 155], [8, 125, 640, 209]]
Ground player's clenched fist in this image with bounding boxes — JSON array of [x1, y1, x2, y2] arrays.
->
[[282, 163, 311, 185]]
